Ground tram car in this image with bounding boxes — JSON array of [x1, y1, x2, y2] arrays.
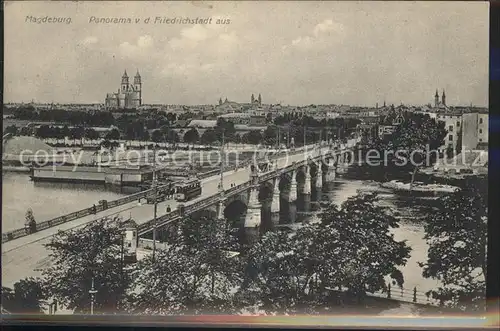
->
[[174, 178, 202, 202]]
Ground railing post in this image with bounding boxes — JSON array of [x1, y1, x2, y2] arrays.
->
[[387, 283, 391, 299], [413, 287, 417, 303]]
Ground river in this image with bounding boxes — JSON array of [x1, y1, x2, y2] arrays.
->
[[1, 172, 126, 232], [321, 178, 441, 294]]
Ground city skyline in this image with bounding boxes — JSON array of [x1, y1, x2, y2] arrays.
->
[[4, 1, 489, 107]]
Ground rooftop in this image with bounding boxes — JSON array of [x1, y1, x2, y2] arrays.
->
[[187, 120, 217, 128]]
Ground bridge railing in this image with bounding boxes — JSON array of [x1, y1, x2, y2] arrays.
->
[[2, 143, 333, 243], [137, 181, 253, 235], [1, 165, 225, 243], [368, 284, 440, 307], [136, 145, 337, 234]]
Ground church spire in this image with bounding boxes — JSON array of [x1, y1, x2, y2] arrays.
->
[[134, 69, 141, 85], [123, 70, 128, 78]]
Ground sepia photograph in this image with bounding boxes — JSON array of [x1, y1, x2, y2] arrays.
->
[[2, 0, 489, 324]]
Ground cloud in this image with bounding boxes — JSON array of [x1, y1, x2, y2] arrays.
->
[[288, 19, 345, 51], [137, 35, 153, 48], [162, 26, 240, 78], [169, 24, 229, 50], [82, 36, 98, 46], [313, 19, 344, 37], [119, 35, 154, 58]]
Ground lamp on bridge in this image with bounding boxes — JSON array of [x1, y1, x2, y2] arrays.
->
[[218, 131, 225, 198]]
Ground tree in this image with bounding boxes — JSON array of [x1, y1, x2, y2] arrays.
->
[[263, 126, 278, 146], [165, 130, 179, 144], [389, 112, 447, 188], [419, 185, 487, 312], [84, 128, 99, 141], [215, 118, 236, 142], [35, 125, 51, 139], [5, 125, 18, 136], [359, 112, 447, 184], [201, 129, 218, 145], [105, 128, 120, 141], [41, 217, 131, 314], [151, 129, 163, 143], [69, 126, 84, 144], [239, 227, 326, 314], [183, 128, 200, 144], [2, 278, 47, 313], [238, 193, 411, 314], [128, 216, 241, 315], [313, 193, 411, 300], [166, 112, 177, 124], [242, 130, 263, 145]]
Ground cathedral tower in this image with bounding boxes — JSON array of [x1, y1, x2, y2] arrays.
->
[[121, 70, 129, 93], [441, 89, 446, 107], [134, 70, 142, 106], [434, 89, 439, 107], [258, 93, 262, 105]]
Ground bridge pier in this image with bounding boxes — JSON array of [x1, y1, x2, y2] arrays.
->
[[302, 166, 311, 212], [270, 178, 280, 227], [288, 169, 298, 223], [245, 188, 262, 243], [244, 186, 261, 243], [216, 200, 225, 220], [325, 158, 337, 182], [315, 162, 323, 191]]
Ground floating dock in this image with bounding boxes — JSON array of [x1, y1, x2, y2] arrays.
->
[[30, 165, 154, 187]]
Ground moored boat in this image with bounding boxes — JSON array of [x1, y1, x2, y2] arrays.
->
[[380, 180, 459, 197]]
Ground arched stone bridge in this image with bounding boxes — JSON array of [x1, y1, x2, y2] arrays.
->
[[136, 138, 361, 239]]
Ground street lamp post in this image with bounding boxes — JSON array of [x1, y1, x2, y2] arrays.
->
[[152, 146, 158, 262], [219, 131, 225, 196], [89, 276, 97, 315]]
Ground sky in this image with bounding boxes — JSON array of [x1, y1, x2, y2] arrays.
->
[[4, 1, 489, 107]]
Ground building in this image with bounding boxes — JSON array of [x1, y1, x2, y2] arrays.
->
[[413, 90, 489, 152], [461, 109, 488, 150], [250, 93, 262, 106], [105, 70, 142, 109], [215, 94, 263, 113], [434, 89, 447, 108]]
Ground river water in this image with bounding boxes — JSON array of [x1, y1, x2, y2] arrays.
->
[[2, 169, 440, 295], [320, 178, 441, 294], [1, 172, 126, 232]]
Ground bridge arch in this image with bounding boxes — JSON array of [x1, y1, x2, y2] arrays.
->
[[224, 199, 247, 228], [258, 181, 274, 202], [309, 162, 319, 177], [278, 172, 291, 191]]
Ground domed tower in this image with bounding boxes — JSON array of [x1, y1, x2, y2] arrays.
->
[[121, 70, 129, 93], [134, 70, 142, 107], [434, 89, 439, 107]]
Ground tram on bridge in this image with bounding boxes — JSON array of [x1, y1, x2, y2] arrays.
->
[[174, 178, 202, 202]]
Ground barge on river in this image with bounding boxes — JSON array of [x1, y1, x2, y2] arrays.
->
[[380, 180, 459, 197], [29, 164, 154, 187]]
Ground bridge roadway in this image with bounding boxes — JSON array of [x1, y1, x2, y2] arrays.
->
[[1, 148, 320, 287]]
